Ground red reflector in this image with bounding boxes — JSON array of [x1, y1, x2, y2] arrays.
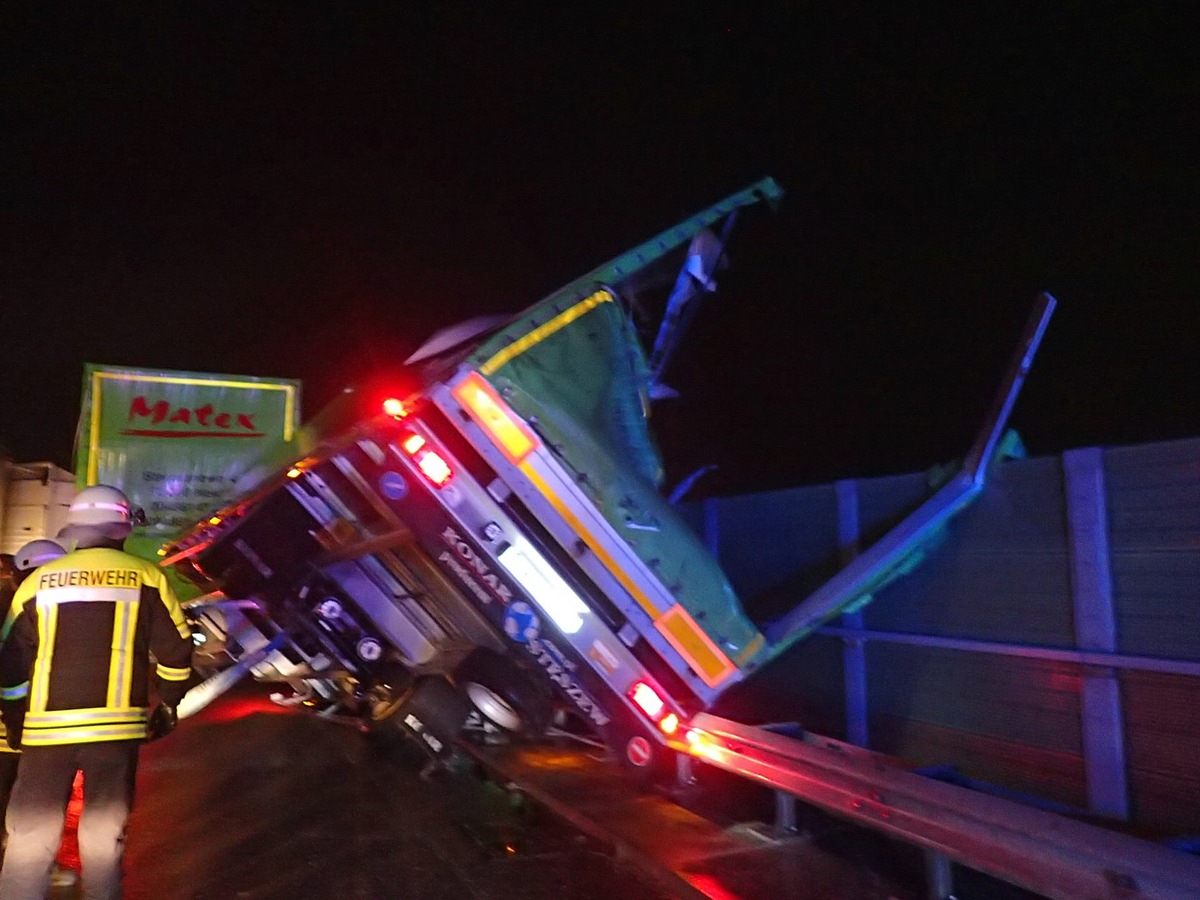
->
[[629, 682, 665, 720]]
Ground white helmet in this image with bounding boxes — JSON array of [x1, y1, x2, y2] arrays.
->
[[14, 539, 66, 572], [57, 484, 138, 546]]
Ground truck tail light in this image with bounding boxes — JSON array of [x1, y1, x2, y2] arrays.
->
[[400, 433, 454, 487], [451, 372, 539, 465], [628, 681, 684, 735], [629, 682, 665, 719]]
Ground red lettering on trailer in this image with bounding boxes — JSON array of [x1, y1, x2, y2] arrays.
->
[[125, 396, 263, 438]]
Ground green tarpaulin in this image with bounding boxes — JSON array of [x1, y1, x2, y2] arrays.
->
[[465, 179, 783, 668]]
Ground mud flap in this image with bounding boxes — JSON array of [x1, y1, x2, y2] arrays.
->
[[392, 676, 471, 762]]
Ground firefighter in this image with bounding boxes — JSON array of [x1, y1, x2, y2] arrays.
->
[[0, 486, 193, 900], [0, 540, 82, 892], [0, 541, 67, 832]]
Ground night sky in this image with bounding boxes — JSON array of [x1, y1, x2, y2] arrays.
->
[[3, 6, 1196, 497]]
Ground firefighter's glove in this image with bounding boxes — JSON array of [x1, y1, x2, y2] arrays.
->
[[1, 703, 24, 750], [147, 703, 178, 742]]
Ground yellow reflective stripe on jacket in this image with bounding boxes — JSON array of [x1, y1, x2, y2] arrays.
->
[[106, 598, 140, 708], [156, 663, 191, 682], [25, 706, 147, 727], [21, 723, 147, 746], [31, 604, 59, 713]]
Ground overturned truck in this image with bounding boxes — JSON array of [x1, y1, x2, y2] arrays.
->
[[164, 178, 1053, 778]]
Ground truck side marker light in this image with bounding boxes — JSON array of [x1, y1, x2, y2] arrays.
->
[[498, 541, 588, 634], [452, 372, 539, 465], [629, 682, 665, 720], [286, 467, 302, 479], [659, 713, 680, 735]]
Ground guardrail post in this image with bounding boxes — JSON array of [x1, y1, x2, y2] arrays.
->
[[836, 479, 869, 747], [1063, 447, 1129, 821], [774, 790, 798, 834], [924, 849, 955, 899], [675, 751, 696, 787]]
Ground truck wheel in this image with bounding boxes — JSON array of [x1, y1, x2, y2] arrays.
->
[[454, 649, 549, 736]]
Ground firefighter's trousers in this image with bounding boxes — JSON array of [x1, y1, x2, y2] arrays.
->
[[0, 741, 137, 900]]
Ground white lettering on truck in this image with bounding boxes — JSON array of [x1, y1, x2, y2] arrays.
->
[[527, 637, 610, 727], [440, 526, 513, 604]]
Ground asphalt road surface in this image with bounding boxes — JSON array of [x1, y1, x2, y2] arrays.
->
[[60, 689, 673, 900]]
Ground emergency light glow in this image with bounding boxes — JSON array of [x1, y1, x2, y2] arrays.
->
[[382, 397, 406, 418], [452, 372, 538, 465], [629, 682, 665, 720], [498, 540, 589, 634]]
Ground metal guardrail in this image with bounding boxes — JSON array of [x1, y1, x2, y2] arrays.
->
[[816, 624, 1200, 679], [674, 713, 1200, 899]]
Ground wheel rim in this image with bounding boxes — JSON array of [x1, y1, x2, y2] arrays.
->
[[465, 682, 523, 731]]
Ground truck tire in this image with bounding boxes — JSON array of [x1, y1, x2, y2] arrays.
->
[[454, 649, 550, 737]]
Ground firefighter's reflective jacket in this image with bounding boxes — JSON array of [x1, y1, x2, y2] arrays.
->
[[0, 547, 193, 746]]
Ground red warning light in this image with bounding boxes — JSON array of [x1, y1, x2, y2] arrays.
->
[[382, 397, 406, 418]]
